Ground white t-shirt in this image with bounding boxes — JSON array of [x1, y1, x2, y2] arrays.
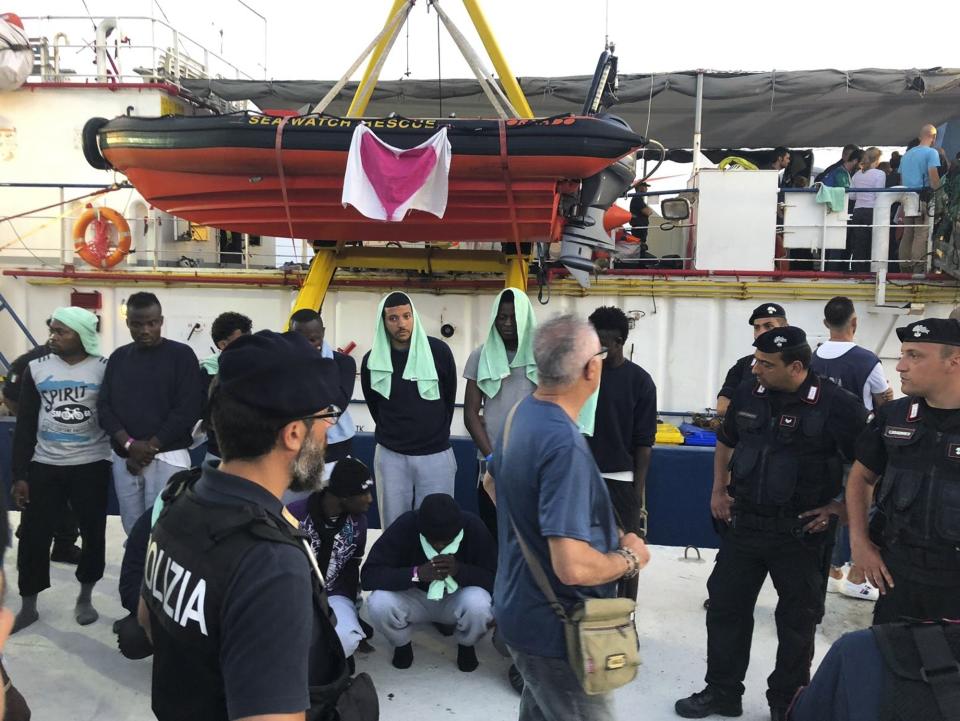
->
[[814, 340, 888, 410], [851, 168, 886, 210]]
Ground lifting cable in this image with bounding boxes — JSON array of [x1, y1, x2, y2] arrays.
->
[[434, 3, 443, 117]]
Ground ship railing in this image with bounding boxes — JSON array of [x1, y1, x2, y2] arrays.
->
[[778, 186, 942, 275], [20, 15, 260, 106], [619, 183, 956, 309], [0, 182, 281, 271]]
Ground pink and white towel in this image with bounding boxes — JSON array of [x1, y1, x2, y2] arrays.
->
[[341, 124, 451, 222]]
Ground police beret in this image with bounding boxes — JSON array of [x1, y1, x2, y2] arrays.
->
[[896, 318, 960, 346], [218, 330, 341, 419], [748, 302, 786, 325], [753, 326, 808, 354]]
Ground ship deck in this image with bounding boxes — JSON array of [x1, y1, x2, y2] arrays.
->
[[4, 516, 874, 721]]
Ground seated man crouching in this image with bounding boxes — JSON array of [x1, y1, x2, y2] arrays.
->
[[287, 457, 372, 666], [361, 493, 496, 672]]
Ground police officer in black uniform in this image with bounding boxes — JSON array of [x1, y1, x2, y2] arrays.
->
[[138, 331, 349, 721], [716, 303, 790, 417], [676, 326, 868, 721], [848, 317, 960, 624]]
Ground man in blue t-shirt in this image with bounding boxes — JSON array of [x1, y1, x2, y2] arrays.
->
[[491, 314, 650, 721], [899, 124, 942, 273]]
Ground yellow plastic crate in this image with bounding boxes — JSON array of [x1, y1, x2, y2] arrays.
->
[[655, 421, 685, 445]]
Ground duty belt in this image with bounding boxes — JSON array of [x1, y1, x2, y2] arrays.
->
[[731, 511, 806, 537]]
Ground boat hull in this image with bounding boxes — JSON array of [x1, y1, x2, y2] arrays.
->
[[94, 113, 645, 241]]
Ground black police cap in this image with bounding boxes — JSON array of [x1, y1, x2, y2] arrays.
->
[[896, 318, 960, 346], [748, 302, 786, 325], [753, 326, 808, 354], [218, 330, 341, 419]]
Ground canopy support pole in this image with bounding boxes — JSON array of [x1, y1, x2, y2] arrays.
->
[[692, 71, 704, 172]]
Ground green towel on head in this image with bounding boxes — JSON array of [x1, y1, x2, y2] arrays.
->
[[816, 184, 847, 213], [368, 294, 440, 401], [420, 530, 464, 600], [199, 354, 219, 375], [51, 306, 100, 356], [476, 288, 538, 399]]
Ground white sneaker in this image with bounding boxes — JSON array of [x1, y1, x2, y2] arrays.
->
[[841, 579, 879, 601]]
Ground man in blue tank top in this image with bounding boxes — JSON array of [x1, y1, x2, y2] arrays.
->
[[811, 297, 892, 602]]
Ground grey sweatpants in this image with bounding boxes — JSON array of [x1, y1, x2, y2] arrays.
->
[[373, 444, 457, 528], [112, 453, 184, 535], [367, 586, 493, 648]]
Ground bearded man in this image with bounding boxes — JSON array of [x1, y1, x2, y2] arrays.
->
[[138, 331, 349, 721]]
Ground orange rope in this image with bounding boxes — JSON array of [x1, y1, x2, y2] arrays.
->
[[497, 120, 523, 259], [274, 117, 299, 258]]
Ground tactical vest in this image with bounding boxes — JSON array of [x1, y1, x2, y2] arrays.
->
[[144, 470, 348, 721], [875, 398, 960, 554], [873, 621, 960, 721], [729, 376, 844, 513]]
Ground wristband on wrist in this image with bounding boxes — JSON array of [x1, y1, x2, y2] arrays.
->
[[616, 548, 640, 579], [484, 453, 494, 464], [123, 438, 136, 451]]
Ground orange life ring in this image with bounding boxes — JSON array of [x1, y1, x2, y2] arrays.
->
[[73, 206, 131, 268]]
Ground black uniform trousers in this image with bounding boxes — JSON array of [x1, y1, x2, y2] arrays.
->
[[17, 460, 110, 596], [873, 550, 960, 624], [705, 525, 833, 709], [604, 477, 643, 600]]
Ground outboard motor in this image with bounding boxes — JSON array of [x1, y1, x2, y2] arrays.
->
[[559, 117, 637, 287]]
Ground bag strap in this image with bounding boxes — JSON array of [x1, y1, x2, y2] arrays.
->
[[911, 623, 960, 721], [501, 402, 570, 625]]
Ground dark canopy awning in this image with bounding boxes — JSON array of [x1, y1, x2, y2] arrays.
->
[[183, 67, 960, 149]]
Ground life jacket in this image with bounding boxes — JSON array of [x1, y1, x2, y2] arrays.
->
[[873, 621, 960, 721], [729, 374, 844, 514], [875, 397, 960, 556], [144, 469, 349, 721]]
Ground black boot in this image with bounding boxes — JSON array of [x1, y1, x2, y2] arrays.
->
[[391, 643, 413, 669], [457, 644, 478, 672], [770, 708, 787, 721], [675, 687, 743, 718]]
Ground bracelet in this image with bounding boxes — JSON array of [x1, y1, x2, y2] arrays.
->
[[484, 453, 494, 464], [123, 438, 136, 451], [615, 548, 640, 579]]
